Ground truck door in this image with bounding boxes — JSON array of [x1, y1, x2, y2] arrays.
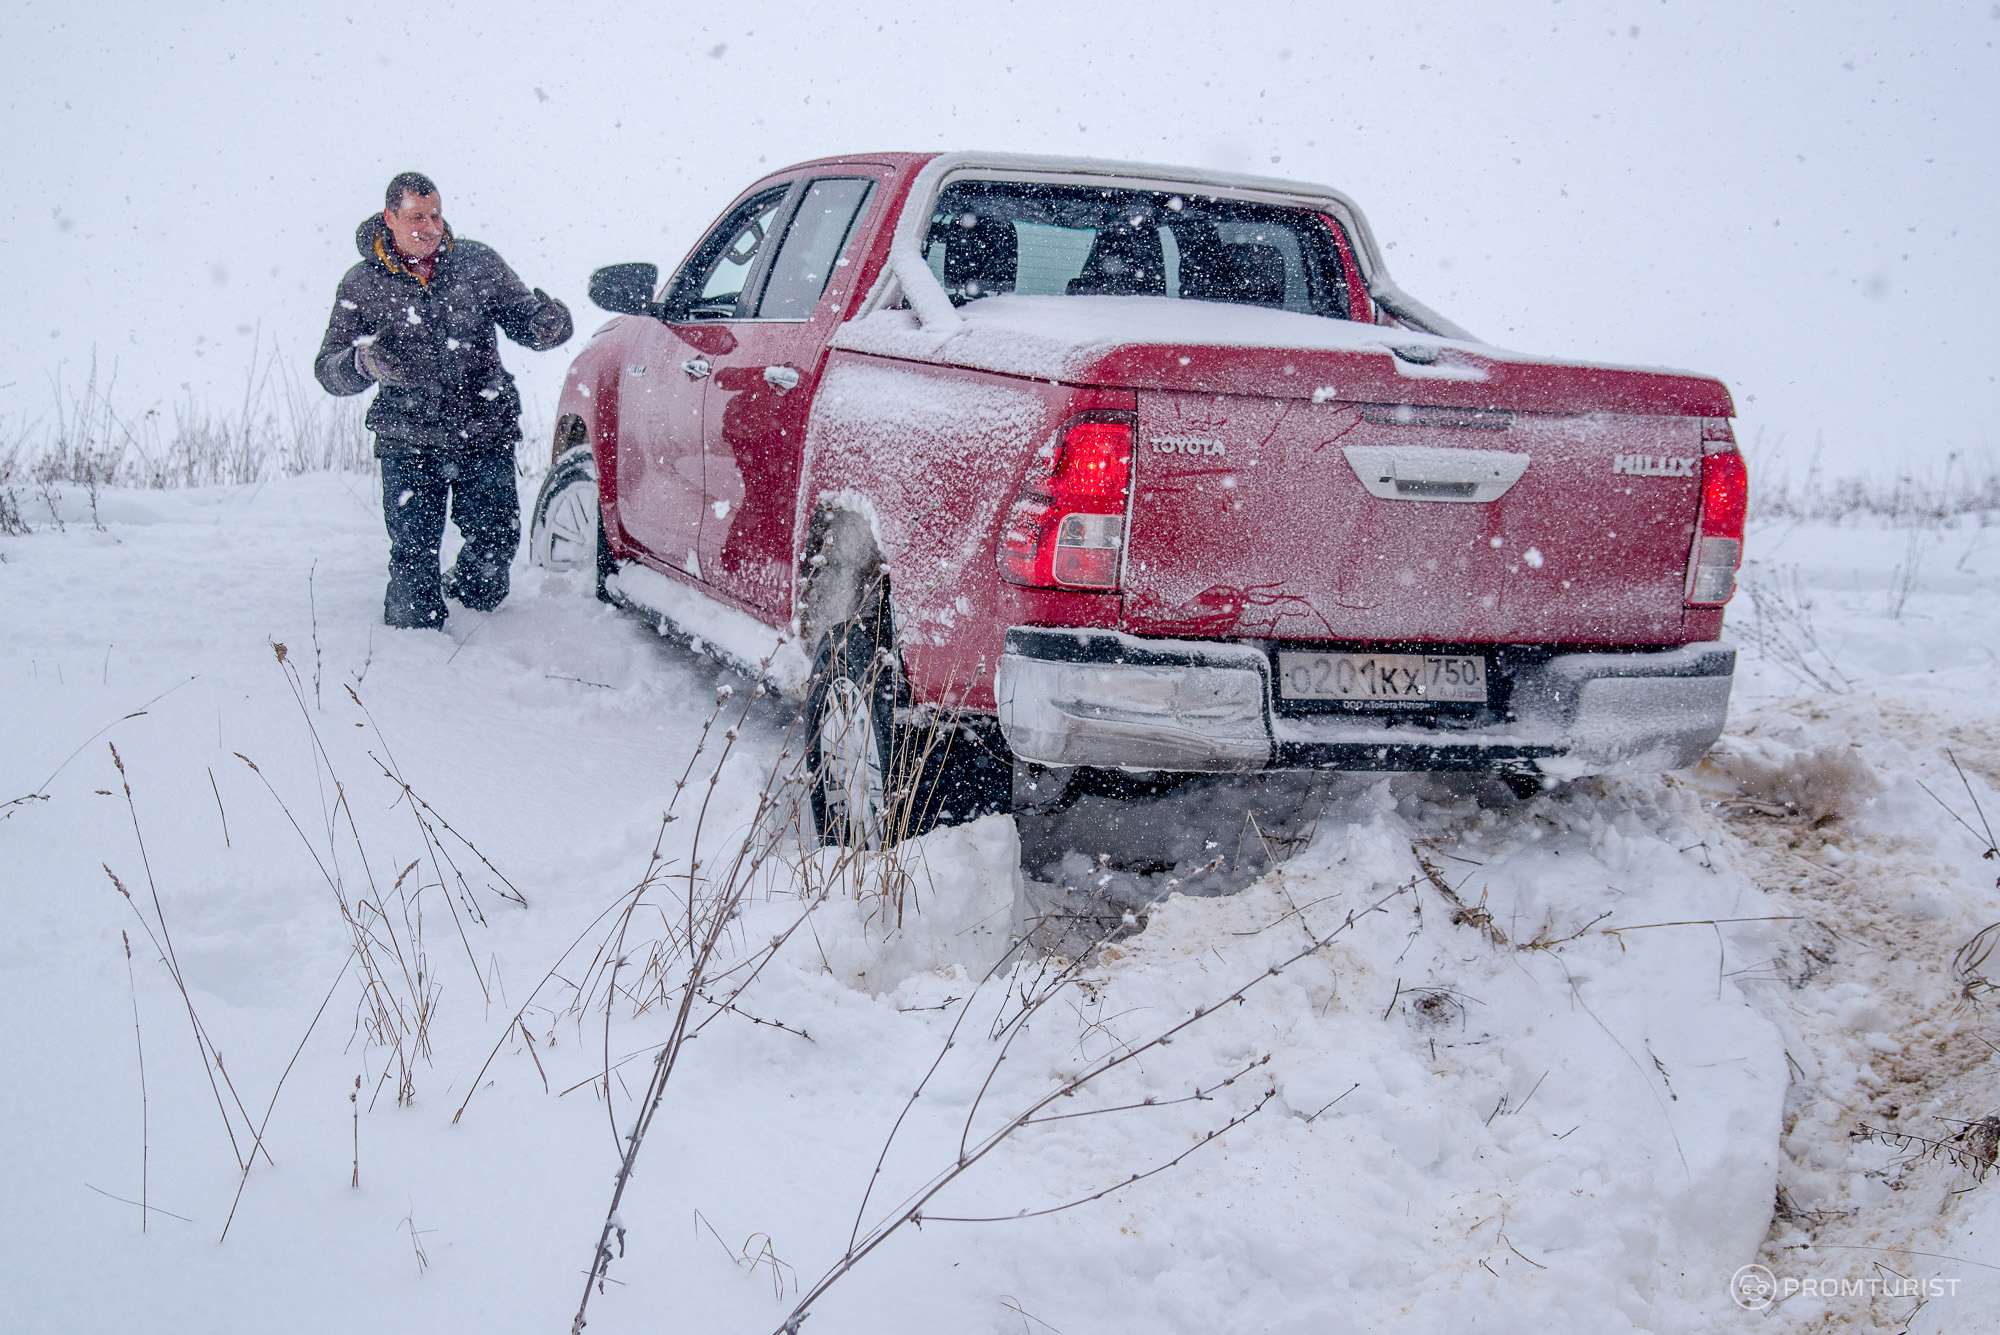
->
[[615, 185, 789, 574], [697, 173, 884, 616]]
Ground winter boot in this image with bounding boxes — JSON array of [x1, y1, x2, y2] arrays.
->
[[443, 548, 509, 611], [385, 574, 447, 629]]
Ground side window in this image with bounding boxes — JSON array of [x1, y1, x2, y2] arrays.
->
[[671, 186, 789, 320], [756, 178, 876, 318]]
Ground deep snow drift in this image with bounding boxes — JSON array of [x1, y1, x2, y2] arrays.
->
[[5, 479, 2000, 1333]]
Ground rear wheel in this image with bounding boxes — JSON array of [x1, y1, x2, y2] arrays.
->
[[529, 445, 599, 574], [798, 528, 1013, 850], [805, 621, 897, 849]]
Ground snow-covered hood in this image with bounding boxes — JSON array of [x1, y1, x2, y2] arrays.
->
[[832, 295, 1735, 419]]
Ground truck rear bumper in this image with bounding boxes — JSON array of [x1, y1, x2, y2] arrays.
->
[[994, 628, 1733, 779]]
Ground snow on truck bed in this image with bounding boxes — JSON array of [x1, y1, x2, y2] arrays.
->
[[832, 294, 1718, 392], [5, 477, 2000, 1334]]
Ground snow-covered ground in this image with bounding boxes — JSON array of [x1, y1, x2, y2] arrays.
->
[[6, 482, 2000, 1333]]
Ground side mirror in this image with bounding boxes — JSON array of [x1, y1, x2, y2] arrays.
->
[[588, 263, 661, 316]]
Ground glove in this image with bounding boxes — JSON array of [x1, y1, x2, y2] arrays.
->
[[353, 337, 405, 385], [525, 288, 573, 347]]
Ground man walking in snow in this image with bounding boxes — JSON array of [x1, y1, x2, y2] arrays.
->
[[315, 171, 572, 629]]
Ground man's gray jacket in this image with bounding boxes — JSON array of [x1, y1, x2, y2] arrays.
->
[[315, 215, 572, 457]]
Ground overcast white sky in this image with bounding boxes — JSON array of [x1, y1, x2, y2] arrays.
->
[[4, 0, 1994, 475]]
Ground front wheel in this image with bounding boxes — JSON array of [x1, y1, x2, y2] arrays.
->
[[529, 444, 600, 574]]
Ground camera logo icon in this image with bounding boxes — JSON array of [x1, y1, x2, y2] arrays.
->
[[1731, 1263, 1778, 1311]]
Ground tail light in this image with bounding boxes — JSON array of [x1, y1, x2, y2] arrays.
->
[[998, 412, 1135, 589], [1686, 419, 1746, 605]]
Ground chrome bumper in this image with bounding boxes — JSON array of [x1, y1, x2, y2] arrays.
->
[[995, 629, 1734, 778]]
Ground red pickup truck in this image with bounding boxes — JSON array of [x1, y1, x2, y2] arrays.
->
[[530, 152, 1743, 846]]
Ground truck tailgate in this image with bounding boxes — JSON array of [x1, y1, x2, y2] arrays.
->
[[1121, 391, 1700, 646]]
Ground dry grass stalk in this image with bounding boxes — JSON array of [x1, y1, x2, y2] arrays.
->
[[566, 583, 1018, 1329], [1413, 845, 1508, 946], [351, 1075, 361, 1188], [1955, 924, 2000, 1005], [399, 1212, 433, 1274], [109, 637, 533, 1229], [119, 929, 149, 1232], [1852, 1116, 2000, 1183], [3, 675, 194, 823], [695, 1211, 798, 1300], [10, 341, 373, 493], [1906, 751, 2000, 1004], [218, 955, 354, 1241], [766, 881, 1413, 1335], [567, 640, 848, 1330], [1748, 444, 2000, 526], [1739, 563, 1853, 694], [235, 645, 521, 1111], [102, 744, 266, 1172]]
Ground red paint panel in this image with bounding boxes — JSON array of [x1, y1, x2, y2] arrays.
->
[[1072, 345, 1734, 418], [584, 154, 932, 575], [1122, 392, 1702, 646], [798, 352, 1120, 710], [1683, 606, 1726, 641], [614, 321, 732, 571], [554, 322, 632, 555], [1320, 215, 1373, 325], [699, 323, 823, 614], [700, 166, 903, 617]]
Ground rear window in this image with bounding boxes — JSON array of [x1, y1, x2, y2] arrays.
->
[[922, 179, 1350, 318]]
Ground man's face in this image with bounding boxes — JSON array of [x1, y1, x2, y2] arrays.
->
[[383, 193, 445, 261]]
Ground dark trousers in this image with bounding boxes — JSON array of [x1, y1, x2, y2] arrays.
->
[[380, 448, 520, 628]]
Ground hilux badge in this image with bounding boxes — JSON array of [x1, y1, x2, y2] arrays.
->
[[1611, 454, 1696, 478]]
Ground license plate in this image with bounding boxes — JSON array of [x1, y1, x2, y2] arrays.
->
[[1277, 651, 1488, 705]]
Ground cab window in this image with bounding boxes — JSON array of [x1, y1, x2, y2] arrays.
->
[[669, 186, 789, 320], [756, 178, 876, 319]]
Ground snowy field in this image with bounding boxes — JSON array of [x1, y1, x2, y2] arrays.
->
[[6, 479, 2000, 1333], [5, 3, 1994, 1330]]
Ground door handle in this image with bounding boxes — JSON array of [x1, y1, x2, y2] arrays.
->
[[681, 358, 711, 380], [763, 364, 801, 393]]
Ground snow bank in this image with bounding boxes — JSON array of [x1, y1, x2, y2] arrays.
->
[[807, 814, 1022, 996]]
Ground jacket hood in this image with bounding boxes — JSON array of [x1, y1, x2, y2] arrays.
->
[[354, 213, 457, 274]]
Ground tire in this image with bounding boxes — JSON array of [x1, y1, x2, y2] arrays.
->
[[595, 517, 617, 603], [803, 620, 1015, 849], [805, 620, 898, 849], [529, 444, 600, 574]]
